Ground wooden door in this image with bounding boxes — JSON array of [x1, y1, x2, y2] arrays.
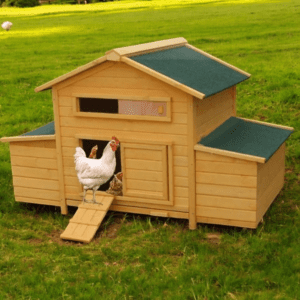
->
[[121, 143, 173, 206]]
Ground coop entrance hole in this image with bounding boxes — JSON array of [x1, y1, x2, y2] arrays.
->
[[81, 139, 122, 191]]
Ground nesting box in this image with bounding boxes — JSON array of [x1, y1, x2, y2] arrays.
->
[[1, 38, 293, 235]]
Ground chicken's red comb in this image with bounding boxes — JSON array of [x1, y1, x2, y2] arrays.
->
[[112, 136, 119, 145]]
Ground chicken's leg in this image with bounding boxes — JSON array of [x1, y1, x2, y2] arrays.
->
[[83, 188, 93, 203], [92, 188, 103, 205]]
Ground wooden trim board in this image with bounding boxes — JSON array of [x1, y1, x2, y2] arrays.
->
[[52, 87, 68, 215], [35, 56, 107, 92], [1, 135, 55, 143], [194, 144, 266, 164], [106, 37, 188, 59]]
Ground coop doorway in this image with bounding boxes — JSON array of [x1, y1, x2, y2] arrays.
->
[[81, 139, 122, 192]]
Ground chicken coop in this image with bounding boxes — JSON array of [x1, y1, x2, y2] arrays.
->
[[1, 38, 293, 241]]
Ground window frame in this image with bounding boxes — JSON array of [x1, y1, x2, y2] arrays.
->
[[72, 94, 171, 122]]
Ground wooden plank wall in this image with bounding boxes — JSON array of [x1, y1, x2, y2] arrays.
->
[[55, 61, 190, 213], [193, 87, 235, 142], [195, 150, 258, 228], [256, 143, 285, 224], [10, 140, 61, 206]]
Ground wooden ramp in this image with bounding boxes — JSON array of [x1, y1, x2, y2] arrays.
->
[[60, 195, 114, 243]]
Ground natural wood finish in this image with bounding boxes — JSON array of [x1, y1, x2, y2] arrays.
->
[[186, 44, 251, 77], [232, 85, 237, 116], [196, 194, 256, 211], [59, 86, 170, 101], [256, 166, 285, 225], [121, 142, 172, 205], [173, 156, 188, 167], [196, 216, 256, 229], [196, 172, 257, 188], [121, 56, 206, 100], [52, 87, 68, 215], [110, 204, 188, 220], [238, 117, 294, 131], [14, 186, 60, 201], [1, 135, 55, 143], [10, 145, 56, 159], [64, 128, 188, 146], [150, 211, 169, 218], [13, 177, 59, 191], [35, 56, 107, 92], [187, 95, 197, 229], [196, 150, 254, 164], [74, 93, 170, 103], [106, 37, 188, 59], [195, 160, 257, 176], [75, 135, 173, 147], [74, 190, 188, 212], [196, 206, 256, 222], [56, 61, 117, 92], [196, 183, 257, 200], [60, 195, 114, 243], [15, 196, 60, 206], [257, 143, 285, 198], [193, 88, 235, 141], [60, 117, 185, 136], [162, 145, 169, 200], [174, 176, 188, 187], [10, 155, 58, 170], [10, 140, 56, 149], [256, 144, 286, 224], [168, 145, 174, 207], [194, 144, 266, 163], [173, 166, 188, 177], [12, 166, 59, 181]]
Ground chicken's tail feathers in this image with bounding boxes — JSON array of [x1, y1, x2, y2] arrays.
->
[[74, 147, 86, 160]]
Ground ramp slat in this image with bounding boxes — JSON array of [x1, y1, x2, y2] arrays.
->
[[60, 195, 114, 243]]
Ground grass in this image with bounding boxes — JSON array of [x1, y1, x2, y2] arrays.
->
[[0, 0, 300, 299]]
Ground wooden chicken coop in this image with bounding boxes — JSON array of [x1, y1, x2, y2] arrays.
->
[[1, 38, 293, 241]]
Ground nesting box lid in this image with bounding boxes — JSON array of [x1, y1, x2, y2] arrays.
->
[[198, 117, 293, 163]]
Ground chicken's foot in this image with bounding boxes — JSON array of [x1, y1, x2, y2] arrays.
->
[[82, 189, 94, 203], [92, 190, 103, 205]]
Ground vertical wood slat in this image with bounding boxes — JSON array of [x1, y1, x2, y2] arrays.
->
[[187, 96, 197, 229], [162, 145, 168, 200], [52, 87, 68, 215], [168, 145, 174, 206]]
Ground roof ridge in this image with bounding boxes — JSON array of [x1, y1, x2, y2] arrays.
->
[[105, 37, 187, 61]]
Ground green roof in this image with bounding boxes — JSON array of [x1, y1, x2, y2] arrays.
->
[[131, 46, 249, 97], [198, 117, 293, 161], [21, 122, 55, 136]]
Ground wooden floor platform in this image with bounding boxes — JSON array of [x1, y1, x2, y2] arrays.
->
[[60, 195, 114, 243]]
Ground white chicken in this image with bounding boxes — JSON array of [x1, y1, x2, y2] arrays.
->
[[74, 136, 120, 204], [1, 21, 13, 31]]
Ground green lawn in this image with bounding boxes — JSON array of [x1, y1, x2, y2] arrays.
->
[[1, 0, 300, 299]]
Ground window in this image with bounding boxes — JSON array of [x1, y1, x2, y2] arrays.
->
[[79, 98, 118, 114], [73, 96, 171, 122]]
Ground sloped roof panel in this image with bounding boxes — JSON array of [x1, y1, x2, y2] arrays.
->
[[21, 121, 55, 136], [198, 117, 293, 161], [131, 46, 249, 97]]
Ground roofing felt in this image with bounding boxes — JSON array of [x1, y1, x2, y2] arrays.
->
[[198, 117, 293, 161], [131, 46, 250, 98], [21, 121, 55, 136]]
